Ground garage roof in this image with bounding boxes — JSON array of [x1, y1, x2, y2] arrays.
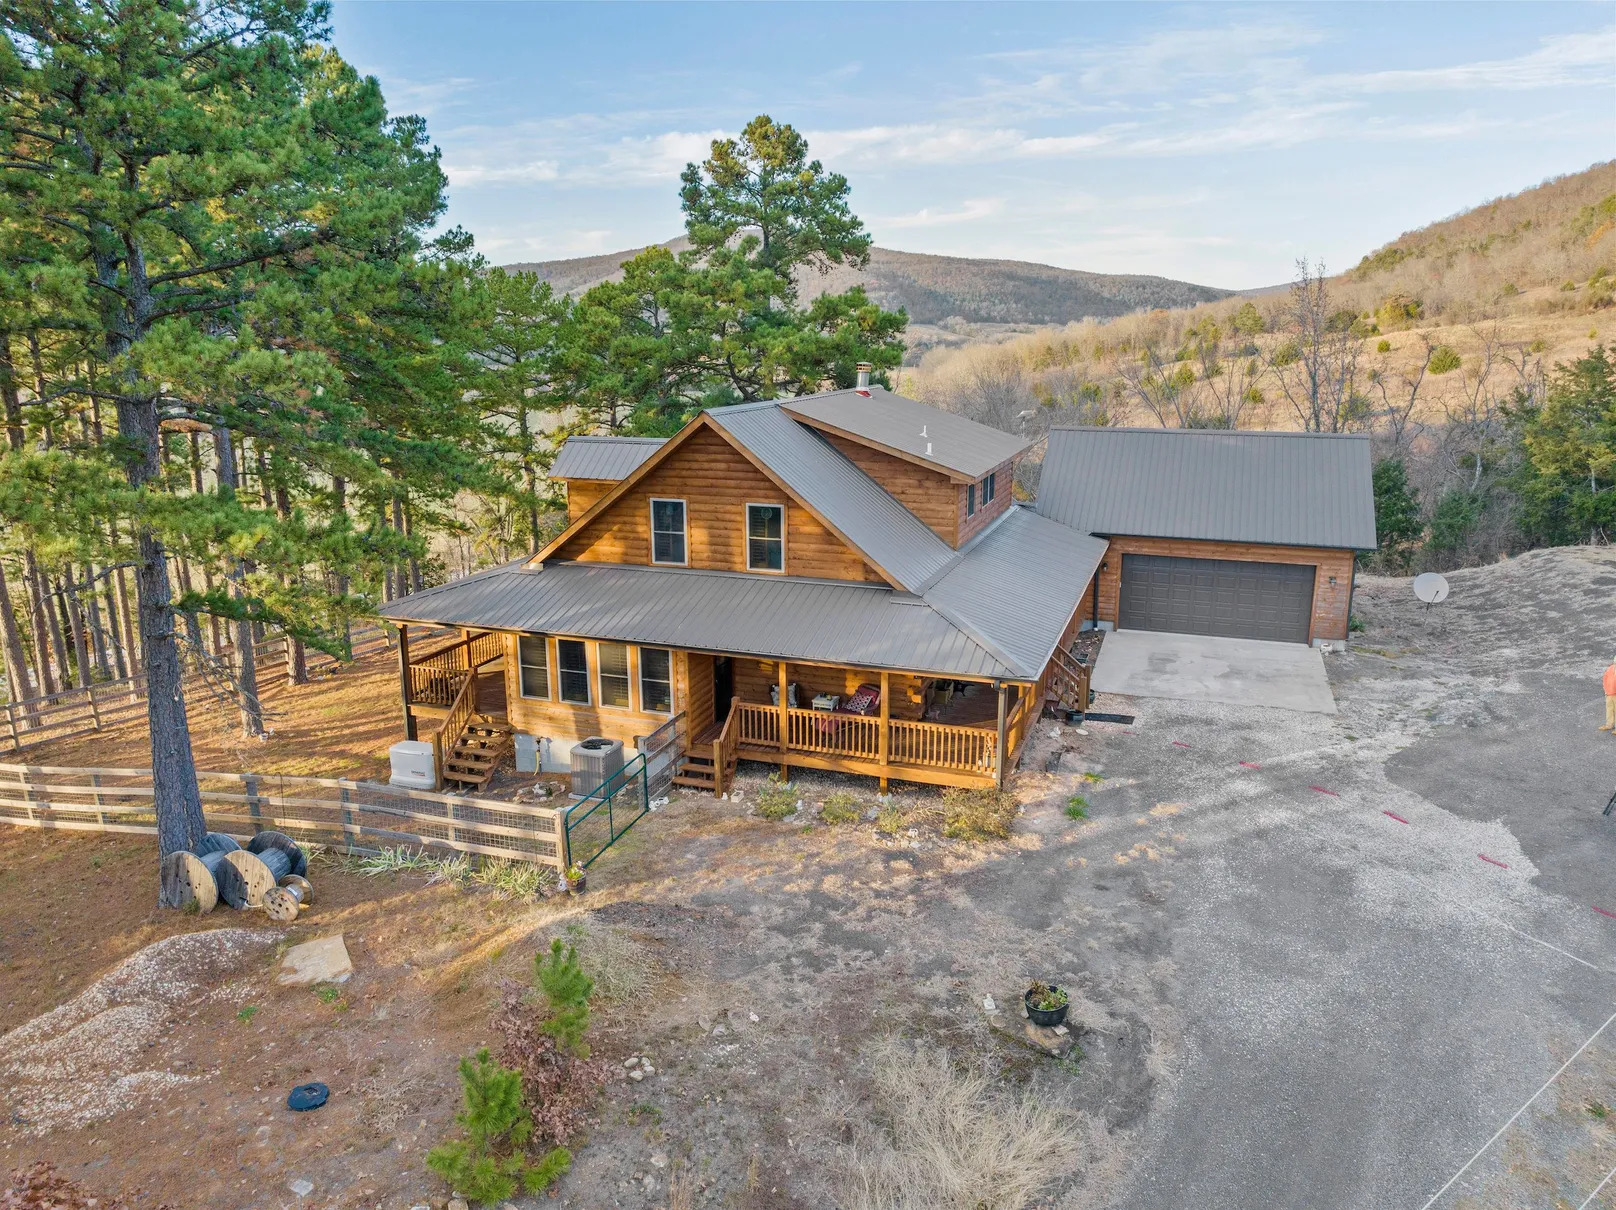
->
[[1036, 427, 1377, 550]]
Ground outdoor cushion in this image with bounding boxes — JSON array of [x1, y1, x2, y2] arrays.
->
[[841, 683, 881, 716]]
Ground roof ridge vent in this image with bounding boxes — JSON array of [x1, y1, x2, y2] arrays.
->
[[926, 441, 933, 456]]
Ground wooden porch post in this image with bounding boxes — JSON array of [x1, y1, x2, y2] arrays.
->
[[878, 670, 890, 794], [994, 680, 1009, 790], [777, 660, 789, 778], [397, 623, 417, 742]]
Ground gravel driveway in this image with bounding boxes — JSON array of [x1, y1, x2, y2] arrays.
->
[[1101, 547, 1616, 1210]]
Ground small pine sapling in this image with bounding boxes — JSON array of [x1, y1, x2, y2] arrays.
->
[[426, 1048, 571, 1203], [536, 938, 594, 1057]]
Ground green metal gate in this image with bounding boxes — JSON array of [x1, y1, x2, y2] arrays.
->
[[562, 754, 650, 869]]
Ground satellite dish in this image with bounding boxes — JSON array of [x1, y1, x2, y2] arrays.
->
[[1413, 572, 1450, 606]]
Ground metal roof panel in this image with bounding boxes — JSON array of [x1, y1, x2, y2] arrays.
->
[[783, 386, 1031, 480], [549, 436, 667, 481]]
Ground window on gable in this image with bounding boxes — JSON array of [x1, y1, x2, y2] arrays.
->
[[639, 647, 672, 713], [598, 642, 630, 708], [517, 634, 549, 699], [650, 498, 687, 565], [557, 639, 590, 704], [966, 482, 977, 518], [746, 503, 784, 572], [983, 472, 996, 504]]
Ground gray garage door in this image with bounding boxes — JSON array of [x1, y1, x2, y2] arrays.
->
[[1118, 554, 1316, 643]]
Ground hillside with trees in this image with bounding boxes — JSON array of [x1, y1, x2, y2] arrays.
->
[[509, 242, 1234, 358], [903, 162, 1616, 575]]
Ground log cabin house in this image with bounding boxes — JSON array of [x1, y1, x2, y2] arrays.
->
[[380, 372, 1374, 795]]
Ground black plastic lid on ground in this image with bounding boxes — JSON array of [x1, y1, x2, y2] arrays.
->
[[287, 1082, 329, 1112]]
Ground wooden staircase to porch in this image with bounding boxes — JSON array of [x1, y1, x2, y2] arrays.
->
[[1044, 646, 1093, 715], [674, 704, 740, 794], [442, 714, 514, 791]]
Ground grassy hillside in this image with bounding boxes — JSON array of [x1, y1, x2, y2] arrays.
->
[[904, 161, 1616, 432]]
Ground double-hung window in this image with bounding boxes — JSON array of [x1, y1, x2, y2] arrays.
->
[[517, 635, 549, 699], [598, 642, 631, 708], [746, 503, 785, 572], [982, 472, 996, 505], [639, 647, 673, 713], [557, 639, 590, 704], [966, 482, 977, 518], [651, 498, 687, 565]]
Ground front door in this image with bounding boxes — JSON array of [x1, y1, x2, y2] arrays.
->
[[714, 656, 733, 712]]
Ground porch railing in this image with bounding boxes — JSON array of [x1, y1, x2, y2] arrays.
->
[[729, 700, 997, 777], [406, 630, 504, 708]]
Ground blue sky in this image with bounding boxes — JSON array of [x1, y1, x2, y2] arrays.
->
[[329, 2, 1616, 289]]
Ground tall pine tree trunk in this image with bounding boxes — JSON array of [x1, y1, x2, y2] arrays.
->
[[332, 475, 352, 653], [85, 569, 112, 679], [273, 484, 308, 685], [23, 552, 57, 697], [63, 569, 91, 688], [0, 559, 38, 725], [213, 426, 264, 737], [119, 389, 207, 860]]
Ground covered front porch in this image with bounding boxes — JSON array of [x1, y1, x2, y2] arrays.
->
[[675, 656, 1042, 796]]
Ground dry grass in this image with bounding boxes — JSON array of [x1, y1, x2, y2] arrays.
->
[[562, 919, 659, 1003], [838, 1039, 1086, 1210], [940, 787, 1018, 842]]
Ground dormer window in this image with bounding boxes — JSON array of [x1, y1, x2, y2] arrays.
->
[[747, 503, 785, 572], [650, 498, 687, 565]]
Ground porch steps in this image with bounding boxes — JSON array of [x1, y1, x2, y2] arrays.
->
[[443, 716, 514, 791], [673, 751, 718, 790]]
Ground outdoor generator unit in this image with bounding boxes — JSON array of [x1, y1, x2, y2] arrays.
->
[[388, 740, 437, 790], [571, 736, 624, 798]]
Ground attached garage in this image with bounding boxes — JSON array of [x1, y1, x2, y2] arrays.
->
[[1034, 427, 1378, 645], [1118, 553, 1315, 643]]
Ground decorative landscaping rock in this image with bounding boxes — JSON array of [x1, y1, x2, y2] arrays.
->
[[276, 934, 352, 986]]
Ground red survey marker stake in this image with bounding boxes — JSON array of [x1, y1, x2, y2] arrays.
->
[[1171, 741, 1190, 748], [1240, 761, 1262, 770], [1478, 854, 1510, 870], [1309, 786, 1339, 797], [1593, 906, 1616, 920], [1383, 810, 1410, 824]]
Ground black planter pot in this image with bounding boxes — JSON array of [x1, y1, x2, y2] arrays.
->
[[1025, 987, 1069, 1028]]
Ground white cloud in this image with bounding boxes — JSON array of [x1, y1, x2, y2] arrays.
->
[[442, 158, 560, 186], [1320, 27, 1616, 95], [872, 198, 1005, 230], [565, 129, 729, 185]]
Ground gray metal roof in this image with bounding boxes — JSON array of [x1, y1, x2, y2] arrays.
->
[[926, 507, 1109, 675], [383, 505, 1104, 681], [381, 561, 1016, 680], [783, 386, 1031, 480], [549, 435, 666, 481], [1036, 427, 1377, 550], [705, 402, 960, 593]]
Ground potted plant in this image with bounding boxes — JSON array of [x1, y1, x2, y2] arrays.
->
[[1025, 981, 1069, 1028], [563, 864, 586, 895]]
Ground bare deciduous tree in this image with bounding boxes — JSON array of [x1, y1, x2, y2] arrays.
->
[[1270, 259, 1367, 433]]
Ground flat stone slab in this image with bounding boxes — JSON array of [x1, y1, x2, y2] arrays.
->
[[277, 934, 352, 986], [1091, 629, 1337, 714], [987, 1011, 1078, 1058]]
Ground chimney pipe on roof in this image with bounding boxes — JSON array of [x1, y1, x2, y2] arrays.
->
[[855, 362, 872, 390]]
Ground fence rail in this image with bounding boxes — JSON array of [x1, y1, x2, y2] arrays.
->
[[0, 760, 565, 869], [1, 623, 405, 755]]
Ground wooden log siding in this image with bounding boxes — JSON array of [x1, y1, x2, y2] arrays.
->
[[0, 763, 566, 868], [1091, 537, 1356, 642], [956, 456, 1018, 548], [818, 431, 964, 544], [553, 424, 885, 583]]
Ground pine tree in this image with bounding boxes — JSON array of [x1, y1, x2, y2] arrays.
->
[[1, 0, 453, 868], [426, 1048, 571, 1204]]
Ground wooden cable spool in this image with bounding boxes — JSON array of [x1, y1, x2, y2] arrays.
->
[[247, 830, 308, 878], [160, 850, 219, 913], [263, 874, 314, 923], [195, 832, 241, 856], [220, 847, 291, 909]]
